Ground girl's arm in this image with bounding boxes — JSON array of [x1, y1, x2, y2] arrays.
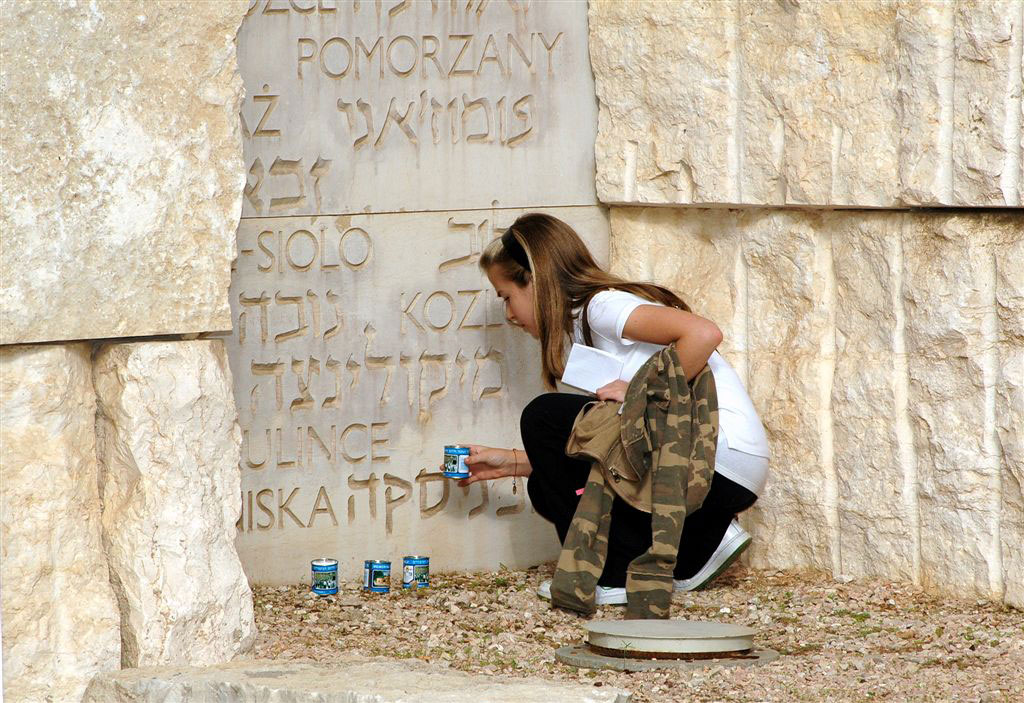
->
[[622, 305, 722, 380]]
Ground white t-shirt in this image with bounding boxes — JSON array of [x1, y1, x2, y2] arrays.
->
[[570, 290, 770, 494]]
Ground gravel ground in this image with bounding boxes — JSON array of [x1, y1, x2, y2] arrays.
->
[[253, 564, 1023, 702]]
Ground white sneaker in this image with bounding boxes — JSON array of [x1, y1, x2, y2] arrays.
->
[[536, 579, 627, 606], [673, 519, 752, 592]]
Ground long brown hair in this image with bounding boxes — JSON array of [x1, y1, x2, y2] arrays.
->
[[479, 213, 690, 388]]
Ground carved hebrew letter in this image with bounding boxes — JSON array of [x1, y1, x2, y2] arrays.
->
[[454, 349, 470, 384], [245, 157, 265, 212], [274, 291, 308, 342], [348, 473, 379, 521], [400, 353, 416, 408], [473, 348, 504, 400], [322, 356, 342, 409], [323, 290, 343, 339], [439, 217, 484, 271], [430, 97, 459, 144], [363, 324, 395, 405], [251, 360, 285, 411], [346, 355, 361, 391], [508, 95, 533, 147], [238, 291, 271, 345], [309, 157, 331, 212], [268, 157, 307, 212], [496, 489, 526, 517], [462, 94, 492, 143], [416, 469, 450, 517], [374, 98, 418, 147], [354, 99, 375, 149], [383, 473, 413, 534], [290, 356, 319, 411], [305, 290, 320, 338], [461, 482, 489, 518], [418, 352, 451, 424]]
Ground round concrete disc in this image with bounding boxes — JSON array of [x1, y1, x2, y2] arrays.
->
[[586, 620, 755, 655], [555, 644, 779, 672]]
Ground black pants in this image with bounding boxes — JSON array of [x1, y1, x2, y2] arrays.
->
[[522, 393, 757, 588]]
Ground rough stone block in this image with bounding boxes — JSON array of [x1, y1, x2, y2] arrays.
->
[[902, 216, 1003, 597], [93, 340, 255, 667], [996, 230, 1024, 607], [590, 0, 1024, 207], [608, 207, 745, 359], [951, 0, 1024, 206], [743, 352, 834, 572], [998, 341, 1024, 607], [589, 1, 735, 205], [0, 0, 247, 344], [0, 344, 121, 702], [737, 0, 900, 206], [831, 214, 915, 581], [83, 660, 632, 703]]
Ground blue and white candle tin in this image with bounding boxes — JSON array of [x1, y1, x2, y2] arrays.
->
[[443, 445, 471, 479], [310, 558, 338, 595]]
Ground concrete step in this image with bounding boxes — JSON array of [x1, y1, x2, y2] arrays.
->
[[83, 658, 632, 703]]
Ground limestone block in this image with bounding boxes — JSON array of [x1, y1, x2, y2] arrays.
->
[[83, 660, 631, 703], [227, 207, 607, 585], [895, 0, 956, 205], [0, 0, 248, 344], [996, 231, 1024, 607], [743, 352, 834, 572], [93, 340, 255, 667], [737, 0, 900, 206], [999, 341, 1024, 608], [830, 214, 915, 581], [902, 216, 1003, 597], [741, 207, 834, 571], [590, 0, 1024, 207], [608, 207, 745, 359], [0, 344, 121, 702], [589, 1, 735, 205], [951, 1, 1024, 206]]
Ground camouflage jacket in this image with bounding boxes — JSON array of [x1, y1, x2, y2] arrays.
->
[[549, 346, 719, 619]]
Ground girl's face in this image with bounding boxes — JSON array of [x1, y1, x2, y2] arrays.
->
[[486, 266, 538, 338]]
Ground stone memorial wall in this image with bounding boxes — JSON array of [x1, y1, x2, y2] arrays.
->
[[231, 0, 609, 584]]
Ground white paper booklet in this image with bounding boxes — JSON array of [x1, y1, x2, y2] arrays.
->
[[561, 343, 624, 394]]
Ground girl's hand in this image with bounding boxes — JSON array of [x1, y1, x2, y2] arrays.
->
[[596, 380, 628, 403], [456, 445, 528, 486]]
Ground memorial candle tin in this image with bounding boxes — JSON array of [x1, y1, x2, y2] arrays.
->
[[368, 560, 391, 593], [402, 556, 430, 589], [443, 445, 471, 479], [310, 558, 338, 595]]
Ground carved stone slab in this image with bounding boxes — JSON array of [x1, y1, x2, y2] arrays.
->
[[227, 206, 609, 584], [237, 0, 599, 217]]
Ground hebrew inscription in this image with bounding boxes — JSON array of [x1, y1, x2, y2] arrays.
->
[[238, 0, 598, 216], [229, 208, 609, 583]]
